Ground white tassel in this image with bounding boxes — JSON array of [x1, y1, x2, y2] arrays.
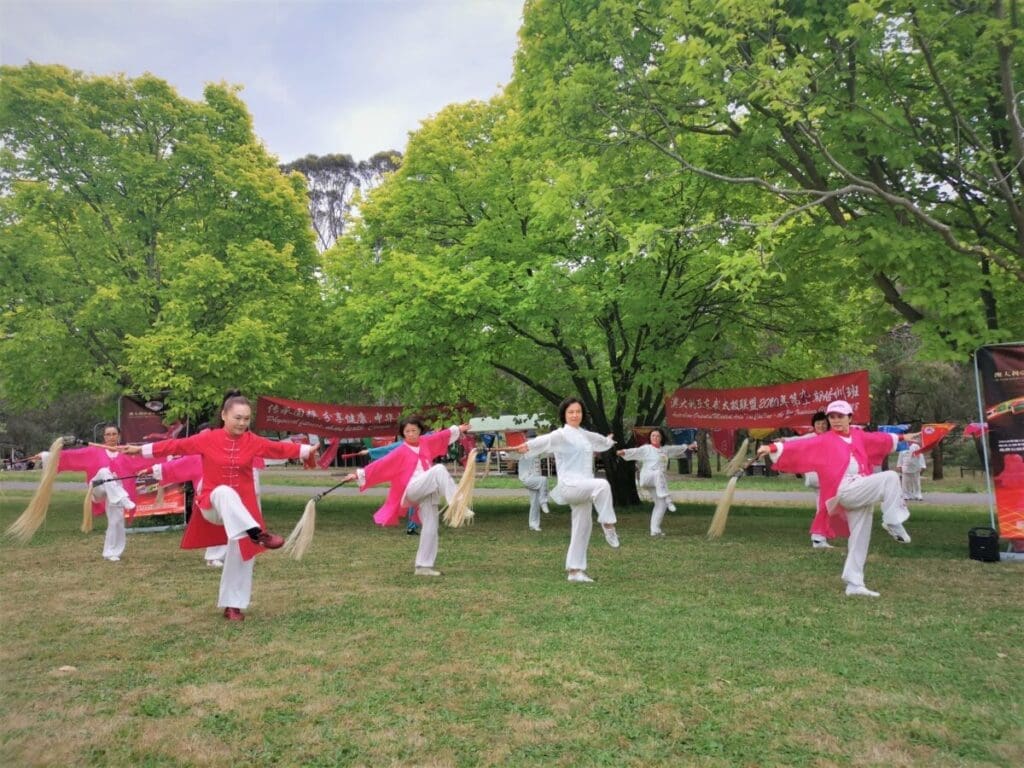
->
[[442, 449, 477, 528], [282, 498, 317, 560]]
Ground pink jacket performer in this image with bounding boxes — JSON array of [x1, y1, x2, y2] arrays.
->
[[46, 446, 154, 518], [772, 429, 899, 535], [361, 428, 458, 526]]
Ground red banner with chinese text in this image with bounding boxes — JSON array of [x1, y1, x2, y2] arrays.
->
[[976, 344, 1024, 539], [255, 397, 403, 440], [666, 371, 870, 430]]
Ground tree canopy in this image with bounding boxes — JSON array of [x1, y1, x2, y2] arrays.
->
[[0, 64, 322, 418]]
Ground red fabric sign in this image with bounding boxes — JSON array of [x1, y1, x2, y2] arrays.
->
[[666, 371, 870, 429], [255, 396, 403, 440], [711, 429, 738, 459]]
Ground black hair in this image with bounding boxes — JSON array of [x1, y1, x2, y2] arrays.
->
[[213, 389, 245, 428], [101, 422, 120, 434], [651, 426, 670, 444], [398, 416, 427, 441], [558, 397, 585, 425], [811, 411, 828, 427]]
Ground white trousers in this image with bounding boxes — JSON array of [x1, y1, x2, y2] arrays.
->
[[521, 473, 548, 529], [901, 471, 922, 499], [205, 486, 260, 610], [638, 470, 670, 534], [90, 468, 129, 559], [555, 478, 616, 572], [835, 471, 909, 589], [204, 545, 228, 562], [403, 465, 457, 569]]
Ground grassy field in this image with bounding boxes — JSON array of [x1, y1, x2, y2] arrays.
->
[[1, 488, 1020, 767]]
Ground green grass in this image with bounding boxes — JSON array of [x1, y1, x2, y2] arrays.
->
[[1, 489, 1020, 767]]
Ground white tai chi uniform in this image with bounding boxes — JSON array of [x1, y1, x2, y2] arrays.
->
[[619, 444, 690, 535], [518, 451, 549, 530], [89, 466, 135, 560], [897, 449, 926, 500], [524, 426, 616, 573]]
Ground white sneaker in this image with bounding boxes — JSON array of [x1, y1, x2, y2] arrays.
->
[[666, 501, 677, 512], [414, 566, 442, 577], [882, 522, 911, 544], [845, 584, 880, 597], [651, 530, 665, 537], [528, 525, 542, 532], [811, 536, 834, 549], [105, 556, 120, 562], [602, 525, 620, 549], [207, 559, 224, 568], [541, 503, 550, 514], [567, 572, 594, 583]]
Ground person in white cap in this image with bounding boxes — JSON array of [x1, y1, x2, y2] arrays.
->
[[756, 400, 920, 598]]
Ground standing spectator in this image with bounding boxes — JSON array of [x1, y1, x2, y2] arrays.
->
[[897, 447, 927, 501]]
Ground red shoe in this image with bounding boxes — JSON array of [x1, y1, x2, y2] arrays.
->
[[253, 530, 284, 549], [223, 607, 245, 621]]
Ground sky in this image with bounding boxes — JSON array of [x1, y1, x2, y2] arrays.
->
[[0, 0, 525, 163]]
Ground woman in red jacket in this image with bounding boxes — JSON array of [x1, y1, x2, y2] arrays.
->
[[122, 395, 315, 621]]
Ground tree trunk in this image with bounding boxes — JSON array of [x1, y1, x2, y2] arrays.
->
[[696, 429, 713, 478], [932, 441, 944, 480], [604, 453, 641, 507]]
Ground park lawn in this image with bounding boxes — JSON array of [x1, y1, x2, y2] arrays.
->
[[0, 491, 1020, 767]]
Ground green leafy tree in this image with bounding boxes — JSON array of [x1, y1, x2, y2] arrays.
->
[[0, 64, 322, 420], [515, 0, 1024, 355], [326, 94, 861, 500]]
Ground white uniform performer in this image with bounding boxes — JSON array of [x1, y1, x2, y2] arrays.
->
[[897, 448, 926, 500], [617, 431, 695, 536], [518, 450, 550, 531], [88, 466, 135, 561], [518, 398, 620, 583]]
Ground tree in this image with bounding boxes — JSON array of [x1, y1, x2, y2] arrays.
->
[[515, 0, 1024, 356], [281, 151, 402, 252], [0, 64, 323, 420], [325, 95, 861, 502]]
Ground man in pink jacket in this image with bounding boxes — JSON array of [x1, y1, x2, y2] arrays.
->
[[757, 400, 919, 598]]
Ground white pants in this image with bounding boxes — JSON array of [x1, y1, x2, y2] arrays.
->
[[205, 486, 261, 610], [90, 468, 129, 559], [403, 465, 457, 569], [834, 471, 909, 589], [638, 469, 670, 534], [554, 478, 616, 572], [205, 545, 228, 563], [901, 471, 922, 499], [521, 473, 548, 529]]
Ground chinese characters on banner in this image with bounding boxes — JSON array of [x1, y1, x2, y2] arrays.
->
[[975, 344, 1024, 540], [255, 396, 403, 440], [666, 371, 870, 430]]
